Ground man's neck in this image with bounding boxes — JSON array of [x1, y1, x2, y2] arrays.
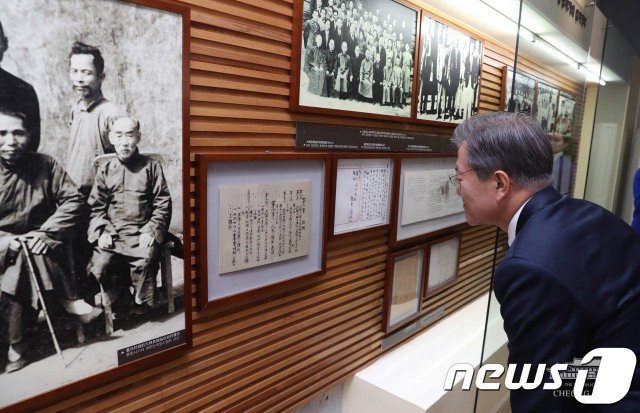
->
[[498, 188, 538, 233], [79, 91, 103, 108]]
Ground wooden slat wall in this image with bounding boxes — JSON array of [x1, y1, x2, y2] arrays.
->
[[38, 1, 585, 411]]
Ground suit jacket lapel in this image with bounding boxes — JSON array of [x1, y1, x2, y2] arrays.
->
[[516, 186, 562, 235]]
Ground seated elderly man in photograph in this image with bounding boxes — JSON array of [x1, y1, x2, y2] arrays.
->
[[87, 115, 171, 315], [451, 112, 640, 412], [0, 108, 102, 373]]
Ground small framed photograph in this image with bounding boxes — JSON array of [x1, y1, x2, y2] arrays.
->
[[291, 0, 420, 121], [424, 233, 461, 297], [533, 81, 559, 134], [384, 246, 425, 332], [416, 11, 484, 126], [502, 66, 536, 114], [390, 155, 466, 246], [331, 155, 394, 238], [555, 91, 576, 137], [197, 152, 330, 310]]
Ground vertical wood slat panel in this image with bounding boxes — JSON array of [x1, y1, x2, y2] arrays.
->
[[37, 1, 584, 411]]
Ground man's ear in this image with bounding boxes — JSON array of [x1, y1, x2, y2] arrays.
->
[[494, 170, 510, 201]]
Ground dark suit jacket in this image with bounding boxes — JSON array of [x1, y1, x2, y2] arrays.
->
[[0, 68, 40, 152], [494, 186, 640, 412]]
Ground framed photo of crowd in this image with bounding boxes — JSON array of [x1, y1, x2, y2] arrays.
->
[[291, 0, 420, 121], [0, 0, 190, 410], [416, 12, 483, 126], [502, 66, 536, 114], [555, 91, 576, 137], [533, 81, 559, 134]]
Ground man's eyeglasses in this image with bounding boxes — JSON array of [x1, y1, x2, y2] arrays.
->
[[448, 168, 475, 188]]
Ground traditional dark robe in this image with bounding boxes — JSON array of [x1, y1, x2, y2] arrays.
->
[[323, 48, 339, 97], [372, 61, 384, 105], [0, 68, 40, 152], [305, 45, 326, 96], [87, 152, 171, 303], [0, 153, 84, 308], [334, 52, 351, 93]]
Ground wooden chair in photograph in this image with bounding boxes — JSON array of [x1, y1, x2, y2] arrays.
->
[[92, 154, 175, 335]]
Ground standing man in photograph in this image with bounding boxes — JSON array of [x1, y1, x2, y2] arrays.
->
[[451, 112, 640, 412], [0, 21, 40, 152], [66, 41, 126, 196]]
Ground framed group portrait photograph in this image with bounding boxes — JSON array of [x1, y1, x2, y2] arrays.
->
[[0, 0, 190, 409], [291, 0, 420, 121], [533, 81, 559, 134], [416, 13, 483, 126], [502, 66, 535, 114], [555, 91, 576, 137]]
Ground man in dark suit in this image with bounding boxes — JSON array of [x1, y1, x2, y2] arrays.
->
[[451, 112, 640, 412], [0, 21, 40, 152]]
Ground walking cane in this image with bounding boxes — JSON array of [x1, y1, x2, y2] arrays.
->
[[18, 239, 66, 364]]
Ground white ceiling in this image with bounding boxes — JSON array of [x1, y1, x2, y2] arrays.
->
[[416, 0, 620, 84]]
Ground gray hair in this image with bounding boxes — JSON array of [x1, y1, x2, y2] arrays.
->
[[452, 112, 553, 191]]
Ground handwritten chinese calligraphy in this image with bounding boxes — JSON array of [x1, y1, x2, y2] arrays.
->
[[400, 169, 463, 226], [334, 159, 392, 234], [219, 181, 311, 274]]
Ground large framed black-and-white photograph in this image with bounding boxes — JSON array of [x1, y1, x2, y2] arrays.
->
[[291, 0, 419, 121], [533, 81, 559, 133], [416, 13, 483, 125], [0, 0, 190, 409], [555, 91, 576, 137], [502, 66, 535, 114]]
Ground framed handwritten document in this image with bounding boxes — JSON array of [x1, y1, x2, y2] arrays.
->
[[391, 156, 466, 246], [384, 246, 425, 332], [197, 153, 330, 310], [331, 156, 394, 238], [424, 234, 461, 297]]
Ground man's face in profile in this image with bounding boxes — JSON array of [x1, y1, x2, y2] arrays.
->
[[69, 53, 104, 101], [0, 113, 29, 164]]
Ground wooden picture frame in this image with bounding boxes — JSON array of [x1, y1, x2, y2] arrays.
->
[[0, 0, 191, 411], [501, 66, 536, 114], [290, 0, 421, 122], [383, 245, 426, 333], [423, 233, 461, 298], [533, 81, 560, 134], [197, 152, 330, 311], [390, 154, 467, 247], [414, 10, 484, 126], [330, 154, 395, 239]]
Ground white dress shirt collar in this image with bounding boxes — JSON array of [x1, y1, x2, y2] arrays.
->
[[508, 197, 533, 246]]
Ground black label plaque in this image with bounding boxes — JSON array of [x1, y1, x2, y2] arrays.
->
[[296, 123, 457, 153], [118, 329, 185, 365]]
